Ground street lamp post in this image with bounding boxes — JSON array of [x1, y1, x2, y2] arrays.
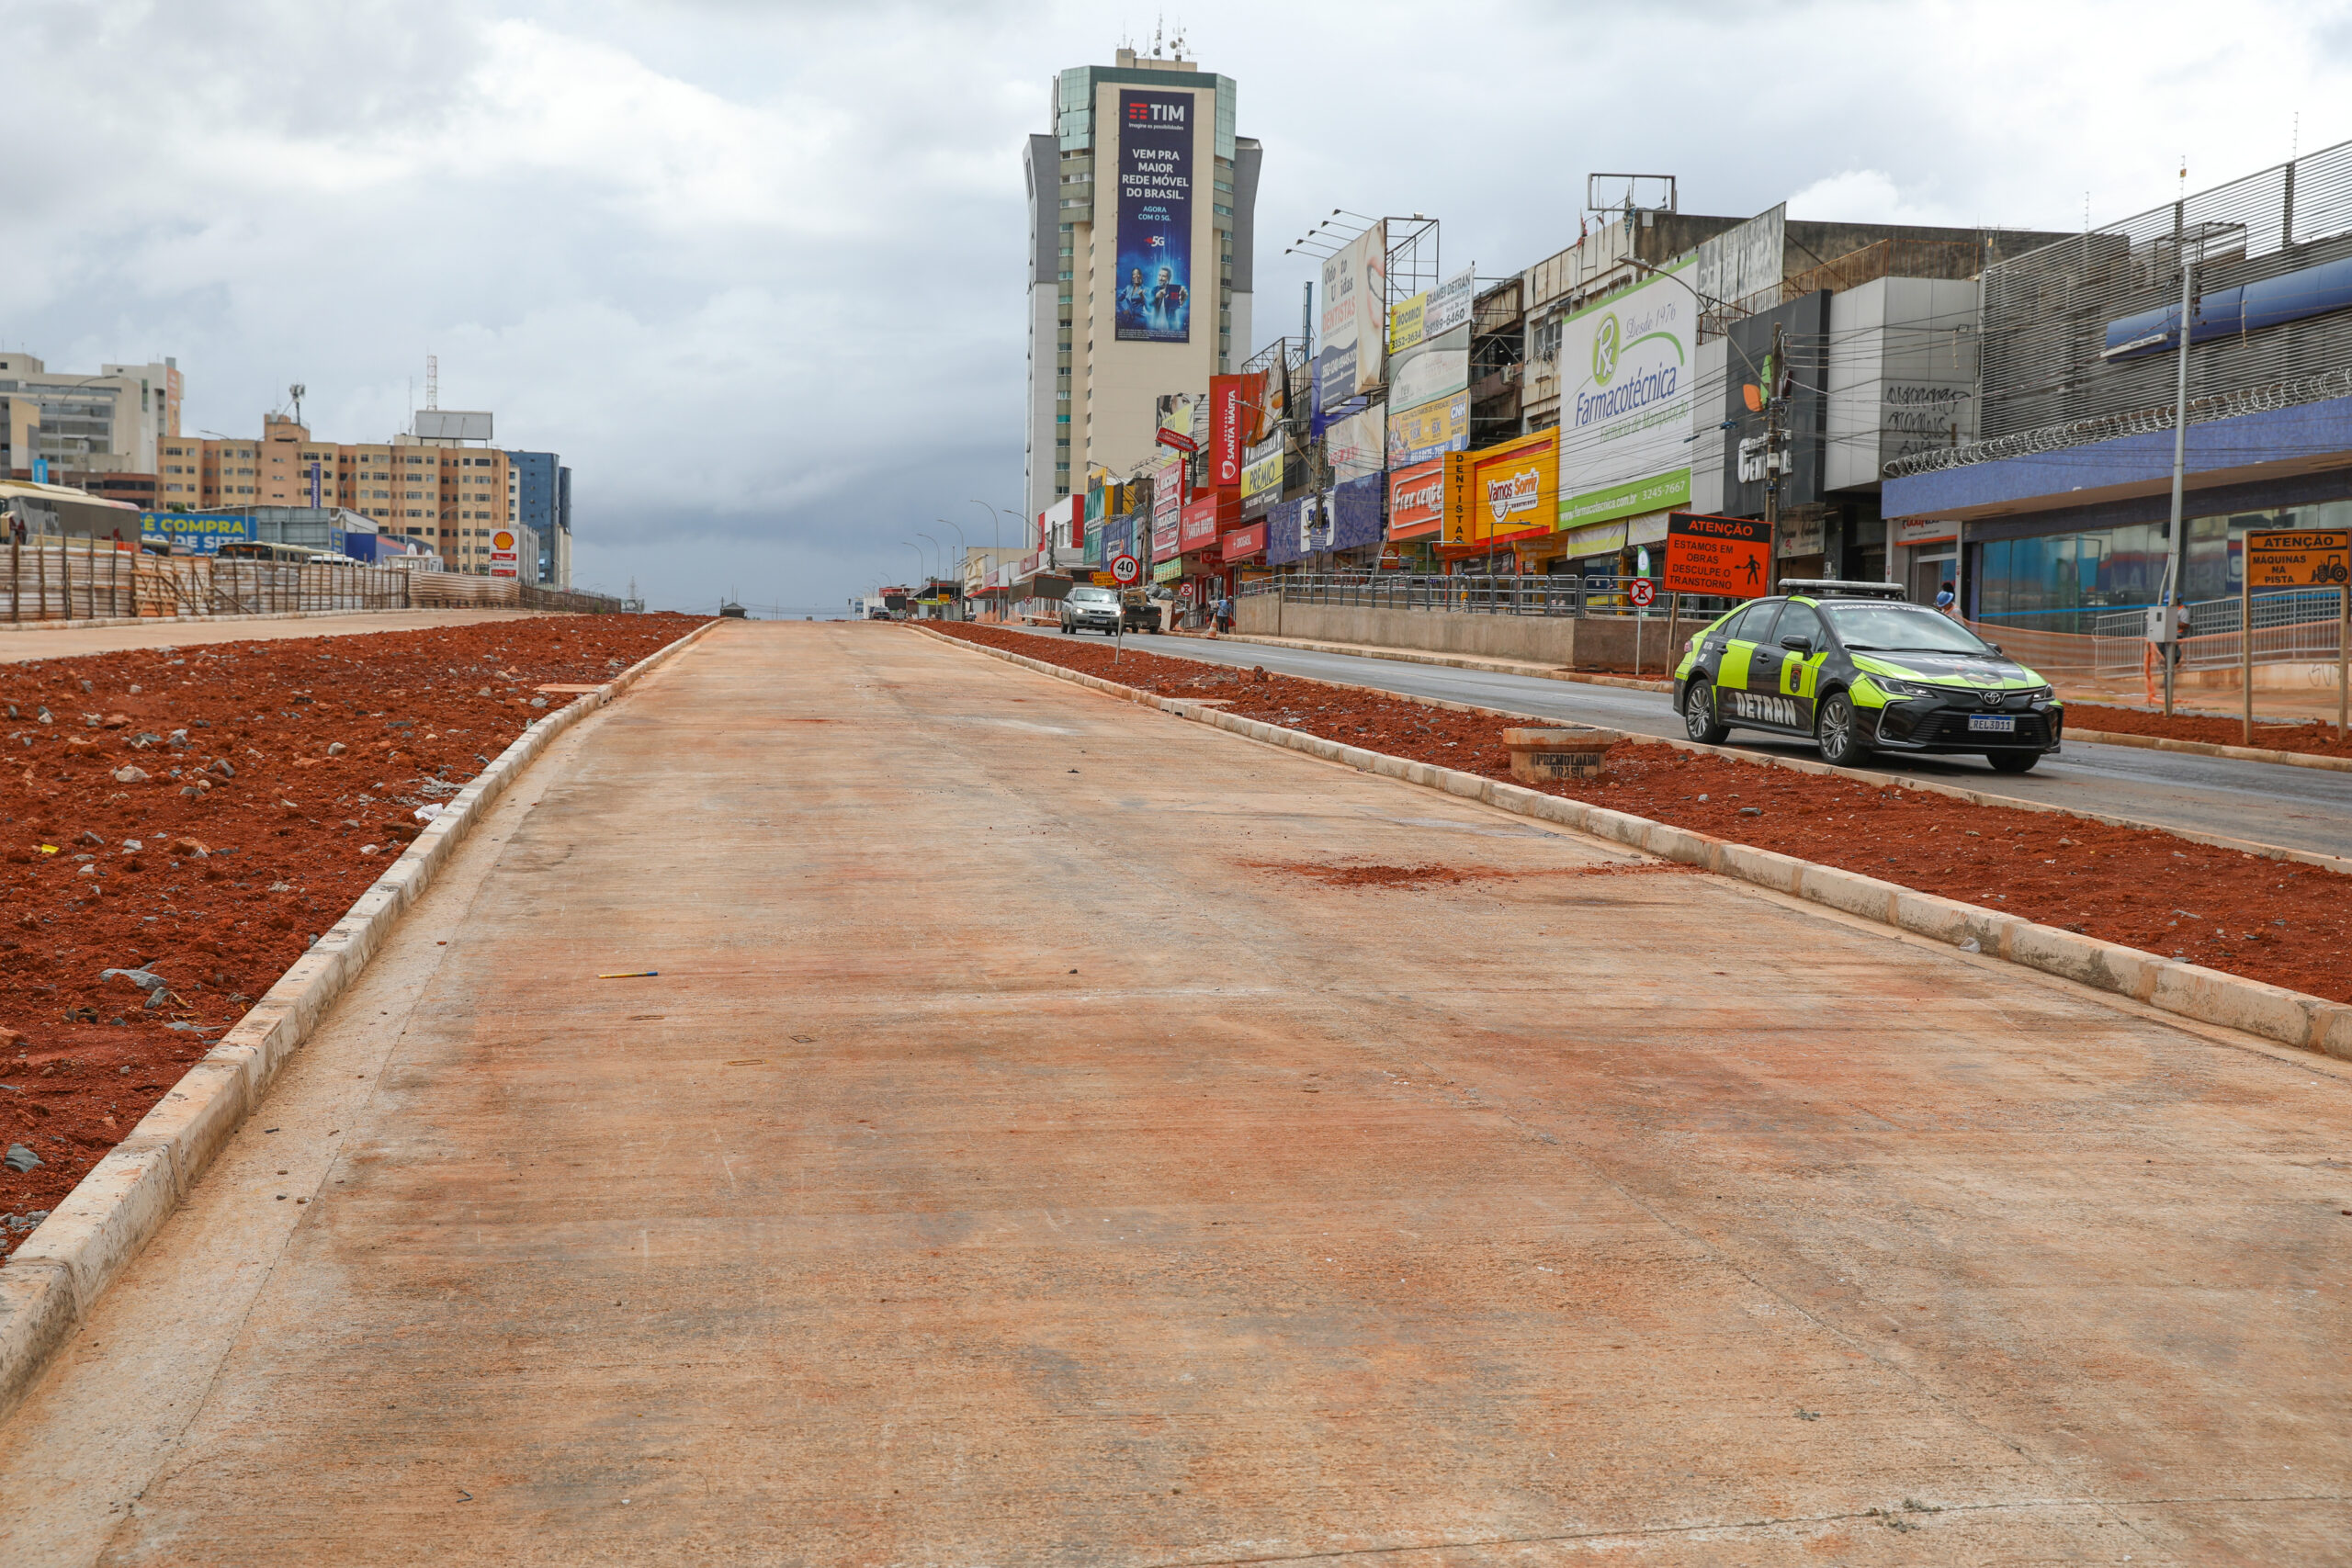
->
[[936, 519, 966, 619], [916, 532, 941, 616]]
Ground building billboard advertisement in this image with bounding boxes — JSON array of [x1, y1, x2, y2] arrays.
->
[[1325, 404, 1385, 485], [1239, 448, 1284, 518], [1557, 259, 1695, 529], [1695, 203, 1784, 314], [1385, 324, 1469, 413], [1114, 89, 1194, 344], [1385, 390, 1471, 467], [1473, 430, 1557, 545], [138, 511, 254, 555], [1208, 375, 1244, 487], [1317, 220, 1386, 412], [1388, 265, 1476, 352]]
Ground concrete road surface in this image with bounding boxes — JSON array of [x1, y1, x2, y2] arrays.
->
[[0, 607, 557, 663], [1042, 626, 2352, 861], [3, 621, 2346, 1565]]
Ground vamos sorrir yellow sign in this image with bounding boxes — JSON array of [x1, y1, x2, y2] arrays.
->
[[1471, 429, 1556, 546]]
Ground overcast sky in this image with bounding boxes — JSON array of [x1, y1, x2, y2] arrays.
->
[[3, 0, 2345, 612]]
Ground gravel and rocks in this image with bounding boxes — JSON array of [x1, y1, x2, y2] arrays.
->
[[0, 613, 707, 1241], [936, 622, 2352, 1005], [2069, 702, 2352, 757]]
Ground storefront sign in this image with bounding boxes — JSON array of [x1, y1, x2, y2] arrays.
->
[[1894, 516, 1958, 547], [1665, 512, 1773, 599], [1560, 519, 1626, 558], [1472, 430, 1557, 545], [1178, 494, 1219, 553], [1221, 521, 1266, 562]]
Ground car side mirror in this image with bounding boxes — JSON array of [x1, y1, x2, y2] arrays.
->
[[1779, 635, 1814, 654], [1984, 642, 2004, 656]]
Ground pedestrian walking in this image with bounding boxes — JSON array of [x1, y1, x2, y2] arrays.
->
[[1934, 580, 1956, 615]]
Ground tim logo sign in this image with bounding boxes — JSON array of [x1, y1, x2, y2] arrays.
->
[[1129, 99, 1186, 124]]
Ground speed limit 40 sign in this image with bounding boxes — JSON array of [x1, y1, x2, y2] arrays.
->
[[1110, 553, 1141, 585]]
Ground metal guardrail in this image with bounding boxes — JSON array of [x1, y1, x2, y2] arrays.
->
[[1238, 572, 1737, 621]]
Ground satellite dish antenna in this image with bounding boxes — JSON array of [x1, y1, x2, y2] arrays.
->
[[288, 383, 306, 424]]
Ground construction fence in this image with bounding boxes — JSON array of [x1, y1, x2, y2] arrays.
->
[[1970, 588, 2351, 687], [0, 539, 631, 623]]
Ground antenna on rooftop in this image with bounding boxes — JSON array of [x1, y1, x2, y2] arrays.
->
[[288, 383, 306, 424], [425, 354, 439, 411]]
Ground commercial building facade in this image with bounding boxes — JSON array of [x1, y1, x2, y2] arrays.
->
[[1882, 140, 2352, 632]]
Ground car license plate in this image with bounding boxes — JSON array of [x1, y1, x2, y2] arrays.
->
[[1967, 715, 2017, 734]]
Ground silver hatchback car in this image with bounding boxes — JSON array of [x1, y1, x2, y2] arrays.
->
[[1060, 585, 1124, 636]]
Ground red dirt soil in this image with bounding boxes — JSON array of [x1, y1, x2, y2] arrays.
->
[[935, 622, 2352, 1005], [2070, 702, 2352, 758], [0, 614, 707, 1247]]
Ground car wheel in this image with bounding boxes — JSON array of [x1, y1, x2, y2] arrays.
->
[[1683, 679, 1730, 744], [1060, 621, 1071, 634], [1815, 691, 1870, 767], [1986, 750, 2039, 774]]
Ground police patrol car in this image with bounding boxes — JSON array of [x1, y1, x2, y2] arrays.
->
[[1671, 580, 2063, 773]]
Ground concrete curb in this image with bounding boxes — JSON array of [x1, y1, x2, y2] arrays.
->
[[1222, 631, 1675, 692], [917, 625, 2352, 1068], [0, 605, 554, 638], [992, 626, 2352, 876], [2065, 725, 2352, 774], [0, 618, 722, 1425]]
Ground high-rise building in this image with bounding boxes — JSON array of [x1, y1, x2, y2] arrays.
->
[[0, 353, 183, 491], [508, 450, 573, 586], [1023, 46, 1259, 520]]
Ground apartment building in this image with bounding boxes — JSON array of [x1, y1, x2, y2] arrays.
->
[[156, 412, 516, 572]]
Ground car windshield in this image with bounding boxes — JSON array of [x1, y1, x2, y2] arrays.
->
[[1069, 588, 1116, 604], [1819, 601, 1995, 655]]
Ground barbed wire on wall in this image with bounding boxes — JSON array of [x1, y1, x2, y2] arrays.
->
[[1883, 362, 2352, 479]]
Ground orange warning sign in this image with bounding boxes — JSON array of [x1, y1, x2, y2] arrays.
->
[[1665, 512, 1772, 599], [2245, 528, 2349, 589]]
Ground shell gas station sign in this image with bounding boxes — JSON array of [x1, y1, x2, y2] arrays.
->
[[490, 528, 520, 580]]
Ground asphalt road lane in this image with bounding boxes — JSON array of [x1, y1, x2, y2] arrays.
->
[[1015, 626, 2352, 860]]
